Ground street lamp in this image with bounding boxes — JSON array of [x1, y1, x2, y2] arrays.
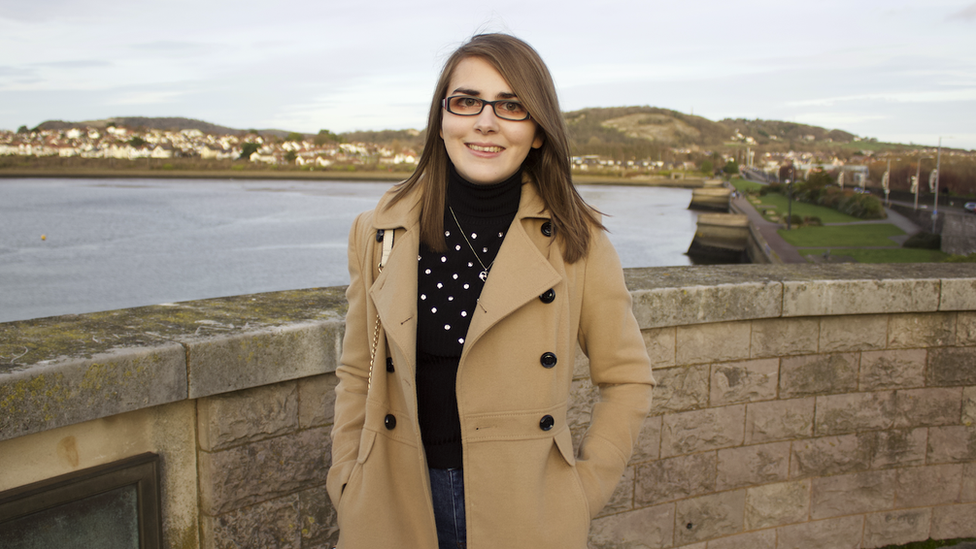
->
[[913, 156, 933, 211]]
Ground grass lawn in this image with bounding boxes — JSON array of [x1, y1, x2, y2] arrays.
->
[[881, 538, 976, 549], [730, 177, 764, 193], [778, 224, 905, 247], [801, 247, 949, 263], [756, 193, 862, 223]]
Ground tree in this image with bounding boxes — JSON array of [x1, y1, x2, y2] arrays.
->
[[285, 151, 297, 163], [16, 125, 28, 134], [700, 160, 714, 174], [239, 142, 260, 160], [129, 136, 147, 148], [314, 129, 342, 146], [722, 159, 739, 176], [285, 132, 304, 142]]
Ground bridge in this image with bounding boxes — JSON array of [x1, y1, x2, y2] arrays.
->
[[1, 264, 974, 548]]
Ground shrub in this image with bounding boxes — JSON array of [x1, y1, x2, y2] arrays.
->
[[903, 231, 941, 249], [803, 216, 822, 226], [944, 253, 976, 263]]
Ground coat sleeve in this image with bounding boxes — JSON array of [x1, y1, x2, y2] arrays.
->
[[573, 228, 656, 518], [327, 211, 374, 508]]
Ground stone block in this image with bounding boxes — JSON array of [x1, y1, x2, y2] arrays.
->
[[780, 353, 858, 398], [893, 387, 963, 428], [588, 503, 674, 549], [964, 387, 976, 427], [749, 318, 818, 358], [744, 398, 814, 444], [927, 347, 976, 386], [861, 428, 928, 469], [709, 359, 778, 406], [940, 278, 976, 311], [599, 465, 635, 517], [299, 373, 338, 429], [186, 319, 344, 399], [820, 314, 888, 352], [963, 463, 976, 502], [744, 479, 810, 530], [863, 509, 930, 549], [569, 377, 600, 449], [630, 281, 781, 330], [782, 278, 939, 317], [643, 327, 676, 368], [888, 313, 956, 349], [635, 453, 716, 506], [894, 464, 963, 508], [299, 486, 338, 549], [717, 441, 791, 491], [675, 322, 751, 366], [197, 381, 299, 452], [930, 503, 976, 540], [928, 425, 976, 464], [958, 312, 976, 345], [0, 343, 187, 441], [574, 341, 590, 380], [199, 426, 331, 515], [630, 415, 662, 464], [704, 529, 776, 549], [791, 434, 868, 479], [814, 391, 895, 436], [859, 349, 926, 391], [811, 470, 895, 520], [661, 405, 744, 457], [203, 494, 300, 549], [674, 490, 745, 545], [776, 515, 865, 549], [648, 365, 709, 416]]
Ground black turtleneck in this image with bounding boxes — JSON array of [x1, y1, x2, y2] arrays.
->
[[416, 164, 522, 469]]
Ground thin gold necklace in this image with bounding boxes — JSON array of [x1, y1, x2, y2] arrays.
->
[[449, 206, 494, 282]]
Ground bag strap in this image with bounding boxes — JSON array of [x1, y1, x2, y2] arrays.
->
[[367, 228, 394, 391]]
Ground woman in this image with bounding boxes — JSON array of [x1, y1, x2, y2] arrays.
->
[[328, 33, 654, 549]]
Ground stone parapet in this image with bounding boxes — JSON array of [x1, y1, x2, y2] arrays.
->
[[2, 264, 976, 548]]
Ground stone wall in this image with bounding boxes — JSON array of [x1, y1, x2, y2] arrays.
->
[[1, 264, 975, 548], [942, 213, 976, 256]]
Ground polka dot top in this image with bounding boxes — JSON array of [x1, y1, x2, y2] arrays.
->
[[416, 164, 522, 468]]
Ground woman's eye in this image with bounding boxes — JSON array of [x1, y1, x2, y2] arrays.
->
[[501, 101, 525, 113], [458, 97, 480, 108]]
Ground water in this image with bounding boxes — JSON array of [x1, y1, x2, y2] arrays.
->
[[0, 178, 698, 322]]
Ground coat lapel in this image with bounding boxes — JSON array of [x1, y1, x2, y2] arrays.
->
[[462, 181, 562, 355]]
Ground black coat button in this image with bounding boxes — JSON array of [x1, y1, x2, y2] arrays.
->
[[539, 288, 555, 303], [540, 352, 557, 368], [539, 415, 555, 431], [384, 414, 396, 430], [541, 222, 553, 237], [375, 229, 385, 242], [386, 357, 395, 372]]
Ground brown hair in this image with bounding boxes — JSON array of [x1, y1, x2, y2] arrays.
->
[[388, 33, 603, 263]]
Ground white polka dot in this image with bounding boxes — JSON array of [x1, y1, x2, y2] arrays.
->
[[418, 255, 422, 261], [452, 274, 458, 279], [445, 231, 451, 237], [471, 233, 477, 239], [441, 256, 447, 262], [467, 262, 474, 268], [431, 307, 437, 313], [482, 247, 488, 253], [421, 294, 426, 300], [448, 296, 454, 301], [425, 269, 431, 275], [437, 282, 443, 288], [463, 284, 470, 289], [456, 245, 462, 251], [458, 338, 464, 344], [461, 311, 467, 317], [444, 324, 451, 330], [498, 232, 504, 237]]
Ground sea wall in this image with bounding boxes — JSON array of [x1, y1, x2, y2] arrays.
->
[[1, 264, 975, 548]]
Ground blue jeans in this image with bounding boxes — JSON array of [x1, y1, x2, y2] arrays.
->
[[428, 468, 466, 549]]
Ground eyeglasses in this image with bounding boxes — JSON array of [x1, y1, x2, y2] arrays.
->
[[442, 96, 531, 121]]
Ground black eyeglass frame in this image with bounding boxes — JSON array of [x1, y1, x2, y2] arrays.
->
[[441, 96, 532, 121]]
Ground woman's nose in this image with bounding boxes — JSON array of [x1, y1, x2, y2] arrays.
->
[[473, 105, 499, 132]]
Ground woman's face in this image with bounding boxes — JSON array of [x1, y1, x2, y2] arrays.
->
[[440, 56, 543, 185]]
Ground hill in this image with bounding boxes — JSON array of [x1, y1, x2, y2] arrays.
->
[[35, 117, 296, 139]]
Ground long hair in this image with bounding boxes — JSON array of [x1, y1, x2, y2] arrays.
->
[[388, 33, 603, 263]]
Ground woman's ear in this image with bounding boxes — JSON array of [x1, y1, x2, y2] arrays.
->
[[532, 129, 544, 149]]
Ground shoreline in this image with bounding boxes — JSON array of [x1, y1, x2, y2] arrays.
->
[[0, 168, 712, 187]]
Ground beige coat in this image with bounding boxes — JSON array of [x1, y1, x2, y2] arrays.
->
[[328, 178, 655, 548]]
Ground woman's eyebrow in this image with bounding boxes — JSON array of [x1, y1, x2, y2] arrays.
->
[[451, 87, 519, 99]]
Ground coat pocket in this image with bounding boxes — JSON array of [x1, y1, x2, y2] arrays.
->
[[552, 427, 591, 522]]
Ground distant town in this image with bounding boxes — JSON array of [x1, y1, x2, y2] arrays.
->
[[1, 112, 973, 195]]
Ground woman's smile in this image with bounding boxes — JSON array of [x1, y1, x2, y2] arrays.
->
[[440, 56, 543, 185]]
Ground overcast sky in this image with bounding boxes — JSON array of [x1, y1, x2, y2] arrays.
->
[[2, 0, 974, 150]]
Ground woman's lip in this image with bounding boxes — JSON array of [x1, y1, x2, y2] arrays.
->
[[466, 143, 505, 154]]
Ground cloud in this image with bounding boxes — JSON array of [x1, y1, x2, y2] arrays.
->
[[947, 2, 976, 20], [113, 90, 186, 105], [35, 60, 112, 69], [787, 89, 976, 107], [129, 40, 213, 52]]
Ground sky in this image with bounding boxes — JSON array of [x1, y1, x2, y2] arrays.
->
[[1, 0, 974, 150]]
